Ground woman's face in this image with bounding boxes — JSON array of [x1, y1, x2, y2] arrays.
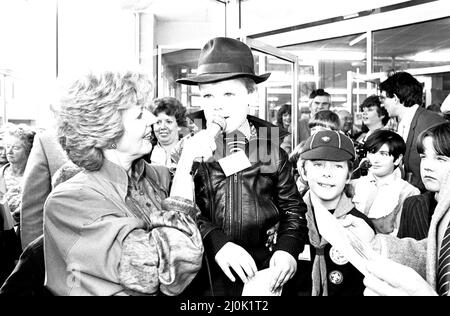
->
[[367, 144, 398, 178], [153, 112, 180, 146], [362, 106, 383, 128], [4, 135, 28, 165], [282, 112, 291, 128], [116, 105, 156, 159], [420, 136, 450, 193]]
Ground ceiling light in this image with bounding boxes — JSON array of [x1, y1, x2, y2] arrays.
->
[[411, 50, 450, 62]]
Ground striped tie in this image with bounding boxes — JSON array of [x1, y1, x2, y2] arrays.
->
[[438, 221, 450, 296]]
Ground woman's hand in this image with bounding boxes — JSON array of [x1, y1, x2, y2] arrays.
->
[[179, 130, 216, 164], [364, 258, 437, 296], [171, 130, 217, 201], [215, 242, 257, 284], [269, 250, 297, 292]]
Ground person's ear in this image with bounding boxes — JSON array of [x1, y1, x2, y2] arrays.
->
[[247, 91, 257, 111], [394, 154, 403, 167], [300, 161, 308, 182], [393, 94, 401, 104]]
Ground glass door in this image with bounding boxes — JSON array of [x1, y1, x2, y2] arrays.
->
[[244, 37, 299, 151], [156, 46, 202, 112]]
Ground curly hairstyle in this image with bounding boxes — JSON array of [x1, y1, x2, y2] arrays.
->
[[3, 123, 36, 156], [151, 97, 187, 128], [360, 95, 390, 126], [276, 104, 291, 129], [57, 70, 153, 171]]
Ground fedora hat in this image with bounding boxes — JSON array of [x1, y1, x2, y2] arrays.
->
[[176, 37, 271, 85]]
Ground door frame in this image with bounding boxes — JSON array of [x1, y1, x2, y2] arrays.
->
[[243, 37, 300, 147]]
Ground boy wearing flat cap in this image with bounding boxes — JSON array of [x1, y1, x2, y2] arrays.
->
[[177, 37, 308, 296], [299, 130, 375, 296]]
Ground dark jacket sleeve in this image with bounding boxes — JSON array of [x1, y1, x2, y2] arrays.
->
[[273, 148, 308, 257], [0, 235, 49, 296]]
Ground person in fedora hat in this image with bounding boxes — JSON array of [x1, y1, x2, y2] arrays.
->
[[298, 130, 376, 296], [177, 37, 308, 296]]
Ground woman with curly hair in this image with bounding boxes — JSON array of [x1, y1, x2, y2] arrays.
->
[[0, 123, 35, 285], [0, 123, 36, 223], [276, 104, 292, 154], [276, 104, 291, 133], [45, 70, 209, 296], [147, 97, 189, 169]]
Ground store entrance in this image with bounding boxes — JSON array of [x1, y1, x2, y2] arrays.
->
[[245, 37, 299, 150]]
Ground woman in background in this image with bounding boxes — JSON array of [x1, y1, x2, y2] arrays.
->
[[148, 97, 190, 170], [276, 104, 292, 154], [0, 123, 36, 224]]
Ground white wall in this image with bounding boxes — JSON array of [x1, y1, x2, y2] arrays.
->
[[0, 0, 56, 125], [58, 0, 136, 76], [1, 0, 138, 127]]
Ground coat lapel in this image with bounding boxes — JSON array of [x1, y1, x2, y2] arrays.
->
[[404, 107, 423, 164], [426, 171, 450, 290]]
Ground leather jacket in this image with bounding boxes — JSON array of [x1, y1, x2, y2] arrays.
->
[[190, 112, 309, 264]]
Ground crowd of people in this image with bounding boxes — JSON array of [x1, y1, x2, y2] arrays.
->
[[0, 36, 449, 296]]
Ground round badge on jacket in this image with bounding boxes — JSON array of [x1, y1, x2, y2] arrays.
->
[[329, 270, 344, 285], [330, 246, 349, 265]]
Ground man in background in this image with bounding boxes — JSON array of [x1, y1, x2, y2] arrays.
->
[[298, 89, 332, 142], [379, 72, 444, 192]]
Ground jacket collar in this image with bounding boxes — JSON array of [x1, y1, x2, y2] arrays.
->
[[405, 106, 425, 150], [96, 158, 130, 201]]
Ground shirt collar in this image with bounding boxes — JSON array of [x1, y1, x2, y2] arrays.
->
[[97, 158, 129, 200], [367, 168, 401, 186], [237, 119, 252, 140], [131, 158, 146, 181]]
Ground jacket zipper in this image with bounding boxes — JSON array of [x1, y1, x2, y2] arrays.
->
[[234, 172, 240, 239], [202, 161, 214, 221]]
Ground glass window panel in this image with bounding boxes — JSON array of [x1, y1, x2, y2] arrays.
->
[[374, 17, 450, 73], [159, 48, 201, 111], [284, 33, 367, 113], [251, 52, 293, 122], [374, 17, 450, 107]]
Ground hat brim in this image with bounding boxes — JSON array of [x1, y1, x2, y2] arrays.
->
[[300, 147, 354, 162], [176, 72, 271, 85]]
